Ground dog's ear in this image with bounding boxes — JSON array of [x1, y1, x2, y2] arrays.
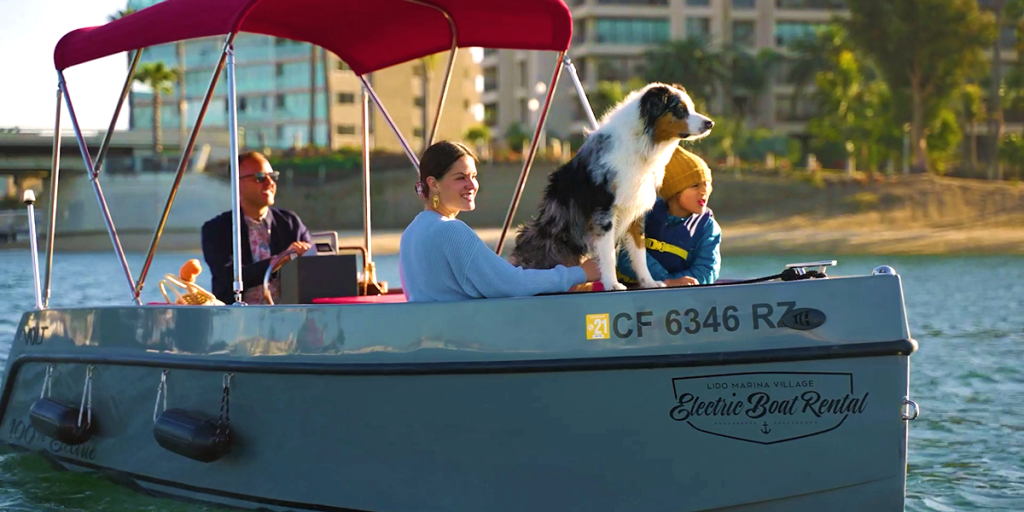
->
[[639, 85, 682, 121]]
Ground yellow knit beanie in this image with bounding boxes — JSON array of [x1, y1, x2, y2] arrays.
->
[[660, 146, 712, 201]]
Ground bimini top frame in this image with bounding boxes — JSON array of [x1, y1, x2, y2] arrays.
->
[[42, 0, 599, 308]]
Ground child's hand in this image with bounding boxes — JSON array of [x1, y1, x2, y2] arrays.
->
[[665, 276, 699, 287]]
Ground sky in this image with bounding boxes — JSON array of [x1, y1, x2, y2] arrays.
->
[[0, 0, 132, 132]]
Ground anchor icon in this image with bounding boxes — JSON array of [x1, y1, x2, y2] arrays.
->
[[761, 421, 771, 435]]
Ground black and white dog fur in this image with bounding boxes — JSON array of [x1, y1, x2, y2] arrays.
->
[[509, 83, 714, 291]]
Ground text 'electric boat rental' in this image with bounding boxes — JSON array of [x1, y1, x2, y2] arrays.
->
[[0, 0, 920, 510]]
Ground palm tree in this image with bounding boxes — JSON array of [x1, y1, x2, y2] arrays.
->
[[783, 30, 832, 121], [640, 37, 727, 111], [726, 46, 782, 125], [419, 52, 444, 153], [134, 62, 181, 154]]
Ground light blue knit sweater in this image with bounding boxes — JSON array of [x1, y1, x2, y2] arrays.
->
[[399, 211, 587, 302]]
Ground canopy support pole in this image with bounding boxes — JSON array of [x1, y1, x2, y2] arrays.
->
[[135, 33, 235, 302], [42, 87, 62, 309], [563, 55, 599, 130], [57, 70, 140, 305], [360, 84, 378, 294], [494, 50, 566, 256], [358, 75, 420, 169], [405, 0, 459, 150], [226, 43, 245, 305], [94, 47, 143, 175]]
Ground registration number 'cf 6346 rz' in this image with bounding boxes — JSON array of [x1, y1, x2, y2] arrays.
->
[[585, 302, 811, 340]]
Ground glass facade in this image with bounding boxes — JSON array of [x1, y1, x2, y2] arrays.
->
[[774, 21, 822, 47], [594, 18, 670, 45]]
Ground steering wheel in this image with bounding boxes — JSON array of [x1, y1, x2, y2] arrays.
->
[[262, 247, 299, 305]]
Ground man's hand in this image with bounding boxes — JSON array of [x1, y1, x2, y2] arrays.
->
[[664, 276, 699, 287], [287, 241, 311, 256]]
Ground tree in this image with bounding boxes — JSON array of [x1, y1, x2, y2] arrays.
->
[[641, 37, 727, 111], [134, 62, 181, 154], [590, 78, 646, 120], [807, 25, 902, 173], [958, 83, 986, 175], [726, 46, 783, 125], [844, 0, 996, 173], [784, 26, 835, 121]]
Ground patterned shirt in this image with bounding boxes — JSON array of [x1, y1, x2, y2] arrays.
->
[[243, 212, 279, 304]]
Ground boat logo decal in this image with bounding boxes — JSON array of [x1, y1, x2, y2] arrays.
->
[[7, 417, 96, 460], [777, 308, 826, 330], [668, 372, 869, 445], [586, 313, 610, 339]]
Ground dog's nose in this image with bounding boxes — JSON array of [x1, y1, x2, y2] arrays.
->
[[703, 119, 714, 131]]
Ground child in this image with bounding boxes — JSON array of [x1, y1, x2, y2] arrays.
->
[[616, 146, 721, 286]]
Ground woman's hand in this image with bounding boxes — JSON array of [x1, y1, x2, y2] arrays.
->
[[580, 259, 601, 282], [664, 276, 699, 287]]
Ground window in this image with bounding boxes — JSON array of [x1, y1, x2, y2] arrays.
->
[[413, 127, 424, 137], [685, 17, 711, 40], [732, 21, 755, 47], [732, 0, 756, 7], [337, 93, 355, 104], [573, 22, 588, 44], [336, 125, 356, 135], [275, 94, 285, 109], [594, 18, 671, 44], [484, 103, 498, 127], [686, 0, 709, 5], [595, 57, 645, 81], [414, 96, 426, 107], [275, 63, 284, 76], [336, 60, 350, 71], [484, 66, 498, 91], [519, 61, 528, 87], [775, 21, 821, 47], [776, 0, 844, 8]]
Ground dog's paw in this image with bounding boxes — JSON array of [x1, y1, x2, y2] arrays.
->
[[639, 280, 667, 289], [602, 280, 628, 291]]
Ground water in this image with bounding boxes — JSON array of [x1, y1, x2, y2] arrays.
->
[[0, 249, 1021, 511]]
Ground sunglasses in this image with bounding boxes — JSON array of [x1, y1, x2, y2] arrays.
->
[[245, 171, 280, 183]]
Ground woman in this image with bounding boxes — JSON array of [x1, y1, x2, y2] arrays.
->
[[399, 141, 599, 302]]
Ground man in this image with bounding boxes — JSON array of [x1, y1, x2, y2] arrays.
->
[[202, 151, 311, 304]]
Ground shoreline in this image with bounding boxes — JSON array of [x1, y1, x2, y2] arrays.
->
[[3, 225, 1024, 256]]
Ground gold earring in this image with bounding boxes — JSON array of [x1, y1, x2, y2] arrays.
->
[[432, 194, 440, 209]]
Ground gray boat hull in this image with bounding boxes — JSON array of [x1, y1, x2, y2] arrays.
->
[[0, 272, 917, 511]]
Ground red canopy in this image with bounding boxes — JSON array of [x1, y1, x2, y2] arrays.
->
[[54, 0, 572, 74]]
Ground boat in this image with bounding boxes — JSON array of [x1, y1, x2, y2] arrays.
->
[[0, 0, 920, 510]]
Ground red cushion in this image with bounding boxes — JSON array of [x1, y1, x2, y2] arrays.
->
[[312, 294, 407, 305]]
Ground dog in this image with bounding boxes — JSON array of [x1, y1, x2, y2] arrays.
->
[[509, 83, 714, 291]]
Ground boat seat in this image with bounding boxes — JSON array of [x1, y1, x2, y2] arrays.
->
[[312, 294, 407, 305]]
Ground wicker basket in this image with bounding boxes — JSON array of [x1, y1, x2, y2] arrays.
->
[[159, 274, 225, 306]]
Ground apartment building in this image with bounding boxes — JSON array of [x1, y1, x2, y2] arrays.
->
[[126, 0, 483, 154]]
